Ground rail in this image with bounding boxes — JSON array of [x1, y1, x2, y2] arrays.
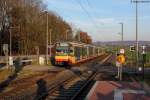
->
[[71, 72, 98, 100]]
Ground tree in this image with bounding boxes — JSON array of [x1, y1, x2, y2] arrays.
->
[[74, 30, 92, 44], [0, 0, 73, 55]]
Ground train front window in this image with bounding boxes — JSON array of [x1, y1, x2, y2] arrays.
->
[[56, 47, 69, 56]]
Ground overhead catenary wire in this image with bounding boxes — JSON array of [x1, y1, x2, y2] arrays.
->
[[45, 1, 73, 20], [76, 0, 101, 33], [86, 0, 93, 9], [85, 0, 104, 25]]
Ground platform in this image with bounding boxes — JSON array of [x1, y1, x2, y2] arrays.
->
[[85, 81, 150, 100]]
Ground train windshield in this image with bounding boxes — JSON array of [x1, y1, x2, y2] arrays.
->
[[56, 46, 69, 56]]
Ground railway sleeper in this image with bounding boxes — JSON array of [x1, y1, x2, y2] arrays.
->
[[65, 81, 85, 87], [47, 96, 71, 100], [60, 89, 80, 93]]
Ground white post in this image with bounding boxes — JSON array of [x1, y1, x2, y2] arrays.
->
[[120, 64, 122, 81], [9, 29, 12, 56], [46, 11, 49, 65]]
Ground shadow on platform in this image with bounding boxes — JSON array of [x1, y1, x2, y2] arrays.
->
[[34, 78, 48, 100], [0, 63, 6, 68]]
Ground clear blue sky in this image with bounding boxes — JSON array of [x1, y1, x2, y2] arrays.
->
[[43, 0, 150, 42]]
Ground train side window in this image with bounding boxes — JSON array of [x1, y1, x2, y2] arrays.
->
[[56, 49, 61, 52], [70, 50, 73, 53]]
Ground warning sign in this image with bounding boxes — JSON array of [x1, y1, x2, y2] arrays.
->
[[116, 55, 125, 64]]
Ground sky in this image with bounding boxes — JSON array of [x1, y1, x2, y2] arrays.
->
[[43, 0, 150, 42]]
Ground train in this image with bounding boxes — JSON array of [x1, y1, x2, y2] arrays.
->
[[54, 42, 103, 65]]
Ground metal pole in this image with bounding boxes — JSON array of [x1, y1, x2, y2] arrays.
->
[[131, 0, 150, 71], [121, 23, 124, 42], [119, 22, 124, 81], [9, 29, 12, 56], [136, 2, 139, 69], [119, 23, 124, 42], [49, 29, 52, 58], [120, 65, 122, 81], [46, 11, 49, 65], [142, 54, 145, 80], [121, 23, 124, 81], [78, 32, 80, 42], [66, 29, 69, 41], [66, 31, 67, 41]]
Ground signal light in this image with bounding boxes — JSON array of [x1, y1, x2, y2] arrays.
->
[[130, 46, 136, 51]]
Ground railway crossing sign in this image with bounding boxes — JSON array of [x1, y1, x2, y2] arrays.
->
[[116, 54, 125, 64], [116, 54, 125, 81]]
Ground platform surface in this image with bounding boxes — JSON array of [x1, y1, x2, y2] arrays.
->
[[86, 81, 150, 100]]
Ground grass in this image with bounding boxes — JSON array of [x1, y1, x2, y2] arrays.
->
[[136, 74, 150, 86], [0, 68, 13, 82], [0, 65, 47, 83], [108, 45, 150, 67], [145, 76, 150, 86]]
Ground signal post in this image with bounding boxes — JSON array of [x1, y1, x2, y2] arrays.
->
[[116, 49, 126, 81]]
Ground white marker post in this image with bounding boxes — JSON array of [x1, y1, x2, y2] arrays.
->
[[116, 61, 121, 79], [116, 50, 125, 81]]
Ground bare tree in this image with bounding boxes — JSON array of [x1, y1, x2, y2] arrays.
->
[[0, 0, 73, 55]]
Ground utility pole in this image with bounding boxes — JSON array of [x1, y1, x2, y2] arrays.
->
[[9, 27, 19, 56], [49, 29, 52, 58], [118, 22, 124, 81], [78, 32, 81, 42], [131, 0, 150, 69], [9, 28, 12, 56], [46, 11, 49, 65], [119, 22, 124, 42], [65, 29, 69, 41]]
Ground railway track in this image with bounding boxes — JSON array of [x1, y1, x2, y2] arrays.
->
[[36, 54, 112, 100], [35, 69, 97, 100], [0, 54, 112, 100], [0, 68, 65, 99]]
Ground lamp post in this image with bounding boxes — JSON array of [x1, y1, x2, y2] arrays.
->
[[131, 0, 150, 69], [141, 46, 146, 81], [9, 27, 20, 56], [117, 22, 124, 81], [65, 29, 69, 41], [39, 11, 49, 64], [49, 29, 52, 58], [45, 11, 49, 65], [119, 22, 124, 42], [9, 28, 12, 56]]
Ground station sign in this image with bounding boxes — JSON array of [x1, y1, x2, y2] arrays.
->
[[120, 49, 125, 54], [130, 46, 136, 52]]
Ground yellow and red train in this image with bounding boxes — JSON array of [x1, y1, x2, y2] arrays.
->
[[54, 42, 103, 65]]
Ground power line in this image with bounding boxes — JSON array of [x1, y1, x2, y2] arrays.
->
[[86, 0, 93, 8], [46, 1, 73, 20], [131, 0, 150, 3], [85, 0, 104, 25], [76, 0, 101, 33], [45, 1, 64, 15]]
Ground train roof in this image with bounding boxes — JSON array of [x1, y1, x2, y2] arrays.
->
[[56, 42, 99, 48]]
